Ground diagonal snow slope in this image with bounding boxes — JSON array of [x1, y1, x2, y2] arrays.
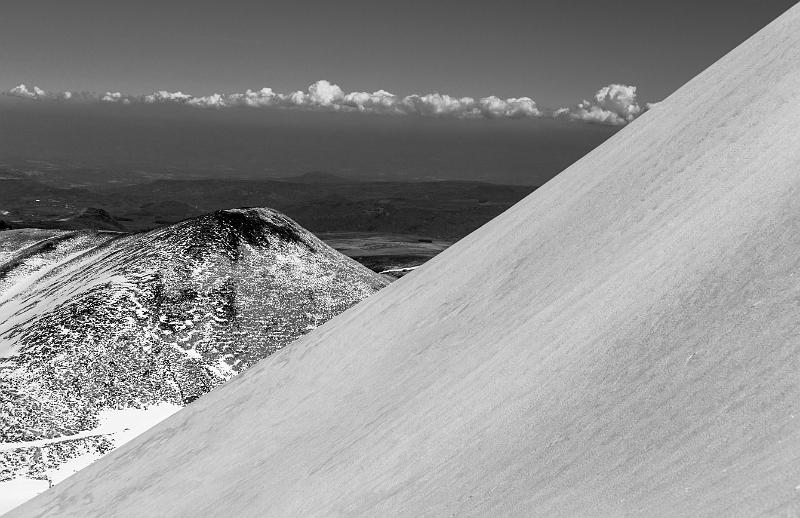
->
[[9, 5, 800, 518]]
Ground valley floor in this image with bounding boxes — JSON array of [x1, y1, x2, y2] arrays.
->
[[319, 232, 453, 278]]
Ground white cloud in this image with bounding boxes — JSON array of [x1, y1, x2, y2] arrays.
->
[[8, 84, 57, 100], [556, 84, 645, 125], [3, 81, 649, 124], [8, 84, 121, 103], [227, 88, 282, 107], [342, 89, 398, 113], [143, 90, 194, 104], [10, 84, 47, 99], [307, 79, 345, 106], [478, 96, 540, 118], [425, 94, 478, 117], [187, 93, 227, 108], [101, 91, 132, 104]]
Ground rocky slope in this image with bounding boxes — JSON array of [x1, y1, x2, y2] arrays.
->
[[0, 208, 387, 509]]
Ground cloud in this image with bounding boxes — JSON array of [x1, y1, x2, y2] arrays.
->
[[143, 90, 194, 104], [342, 89, 398, 113], [101, 91, 132, 104], [556, 84, 644, 125], [6, 84, 123, 103], [478, 96, 540, 118], [4, 81, 649, 124], [303, 79, 345, 106], [8, 84, 63, 100], [9, 84, 47, 99], [340, 90, 540, 119], [187, 93, 226, 108]]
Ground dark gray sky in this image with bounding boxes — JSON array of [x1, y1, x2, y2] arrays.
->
[[1, 0, 796, 106]]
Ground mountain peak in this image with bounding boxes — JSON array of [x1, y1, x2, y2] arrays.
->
[[72, 207, 126, 231], [204, 207, 315, 251], [0, 208, 387, 506]]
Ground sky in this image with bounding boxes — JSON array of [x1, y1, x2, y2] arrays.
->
[[1, 0, 796, 107], [0, 99, 618, 185], [1, 1, 796, 185]]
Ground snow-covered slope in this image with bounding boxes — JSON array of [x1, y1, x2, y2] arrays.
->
[[10, 5, 800, 517], [0, 229, 119, 306], [0, 209, 387, 512]]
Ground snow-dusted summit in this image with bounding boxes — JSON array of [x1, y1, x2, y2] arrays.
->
[[0, 208, 387, 510]]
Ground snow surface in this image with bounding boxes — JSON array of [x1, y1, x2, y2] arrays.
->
[[379, 266, 419, 275], [0, 480, 48, 515], [0, 404, 181, 452], [9, 5, 800, 518], [0, 404, 180, 515], [0, 230, 72, 265]]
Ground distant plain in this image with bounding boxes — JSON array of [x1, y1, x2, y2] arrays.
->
[[0, 98, 618, 272]]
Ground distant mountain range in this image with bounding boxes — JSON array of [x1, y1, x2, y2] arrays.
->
[[0, 174, 535, 238], [276, 171, 356, 183], [0, 208, 387, 506], [0, 101, 617, 187]]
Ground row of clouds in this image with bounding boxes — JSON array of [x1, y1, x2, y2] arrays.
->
[[6, 80, 648, 125]]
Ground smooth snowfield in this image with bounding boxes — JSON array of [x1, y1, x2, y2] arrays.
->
[[9, 5, 800, 518], [0, 480, 47, 514]]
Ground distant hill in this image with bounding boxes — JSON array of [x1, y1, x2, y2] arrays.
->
[[64, 207, 126, 231], [0, 176, 535, 238], [134, 200, 203, 224], [0, 208, 387, 509], [14, 208, 126, 232]]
